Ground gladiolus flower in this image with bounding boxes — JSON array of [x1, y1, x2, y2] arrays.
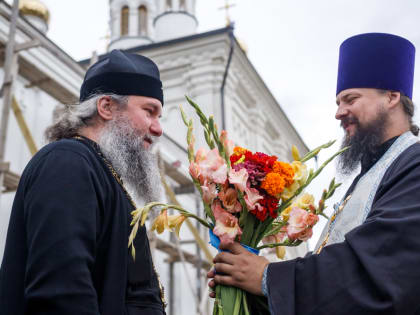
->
[[218, 188, 242, 213], [151, 210, 170, 234], [195, 148, 227, 184], [220, 130, 235, 157], [292, 145, 301, 161], [229, 168, 249, 192], [287, 207, 319, 241], [291, 161, 308, 185], [189, 162, 200, 180], [195, 147, 207, 162], [202, 182, 218, 204], [296, 193, 315, 210], [244, 186, 264, 211], [281, 181, 300, 201], [212, 200, 242, 245], [168, 214, 186, 237], [281, 205, 293, 221]]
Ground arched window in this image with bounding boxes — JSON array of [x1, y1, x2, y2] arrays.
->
[[138, 5, 148, 36], [165, 0, 172, 11], [121, 5, 129, 36]]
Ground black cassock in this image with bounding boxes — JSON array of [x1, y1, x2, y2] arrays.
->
[[267, 142, 420, 315], [0, 138, 165, 315]]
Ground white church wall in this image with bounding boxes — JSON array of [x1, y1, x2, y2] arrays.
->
[[0, 70, 63, 262], [154, 12, 197, 42]]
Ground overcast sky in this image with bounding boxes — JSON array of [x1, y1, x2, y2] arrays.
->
[[15, 0, 420, 247]]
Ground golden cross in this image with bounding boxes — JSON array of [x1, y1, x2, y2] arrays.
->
[[218, 0, 236, 26]]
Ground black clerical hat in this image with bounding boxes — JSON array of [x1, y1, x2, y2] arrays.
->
[[337, 33, 415, 99], [79, 50, 164, 104]]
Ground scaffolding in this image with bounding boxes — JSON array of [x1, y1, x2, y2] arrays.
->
[[0, 2, 213, 315]]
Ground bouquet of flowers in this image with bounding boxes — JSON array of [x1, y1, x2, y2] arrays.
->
[[129, 96, 347, 315]]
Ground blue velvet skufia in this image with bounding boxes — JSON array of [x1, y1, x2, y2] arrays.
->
[[336, 33, 415, 99]]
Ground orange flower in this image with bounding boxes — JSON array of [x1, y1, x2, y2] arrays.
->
[[232, 146, 248, 156], [272, 161, 295, 187], [261, 172, 286, 197]]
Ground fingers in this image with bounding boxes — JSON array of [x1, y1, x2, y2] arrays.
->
[[214, 273, 236, 287], [208, 279, 216, 288], [213, 262, 235, 275], [213, 251, 237, 265], [208, 279, 216, 298], [219, 241, 247, 254], [207, 268, 215, 279]]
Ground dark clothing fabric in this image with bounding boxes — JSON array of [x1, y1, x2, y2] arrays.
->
[[0, 138, 164, 315], [267, 142, 420, 315]]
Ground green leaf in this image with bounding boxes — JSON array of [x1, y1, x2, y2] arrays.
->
[[179, 105, 189, 126], [300, 140, 336, 163]]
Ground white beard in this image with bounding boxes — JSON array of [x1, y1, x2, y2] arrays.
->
[[98, 115, 162, 203]]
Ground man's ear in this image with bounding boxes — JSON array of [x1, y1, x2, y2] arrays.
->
[[97, 96, 115, 121], [387, 91, 401, 109]]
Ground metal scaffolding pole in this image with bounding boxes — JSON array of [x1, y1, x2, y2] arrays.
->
[[0, 0, 20, 200]]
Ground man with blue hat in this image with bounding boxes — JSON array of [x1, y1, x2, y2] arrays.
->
[[208, 33, 420, 314], [0, 50, 166, 314]]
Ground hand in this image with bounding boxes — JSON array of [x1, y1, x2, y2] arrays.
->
[[207, 241, 269, 296]]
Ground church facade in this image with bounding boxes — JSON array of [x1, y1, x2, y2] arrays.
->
[[0, 1, 309, 314]]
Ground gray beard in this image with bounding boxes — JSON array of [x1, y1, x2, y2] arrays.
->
[[98, 116, 162, 203]]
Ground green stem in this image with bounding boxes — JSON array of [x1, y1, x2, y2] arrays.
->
[[279, 146, 349, 213], [232, 290, 242, 315], [250, 223, 263, 248], [300, 140, 336, 163], [243, 293, 250, 315], [148, 203, 212, 229], [319, 212, 329, 219], [256, 239, 302, 250], [215, 285, 223, 315], [263, 221, 288, 238]]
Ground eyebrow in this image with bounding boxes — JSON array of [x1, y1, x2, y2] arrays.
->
[[145, 102, 163, 117], [336, 93, 360, 105]]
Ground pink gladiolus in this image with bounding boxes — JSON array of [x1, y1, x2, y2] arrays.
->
[[218, 188, 242, 213], [189, 162, 200, 180], [220, 130, 235, 157], [244, 186, 264, 211], [195, 147, 207, 162], [287, 207, 319, 241], [296, 228, 313, 241], [195, 148, 227, 184], [212, 200, 242, 245], [202, 182, 218, 204], [229, 168, 249, 192]]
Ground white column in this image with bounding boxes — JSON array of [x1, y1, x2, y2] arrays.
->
[[129, 4, 138, 36], [173, 0, 179, 11], [110, 7, 121, 41]]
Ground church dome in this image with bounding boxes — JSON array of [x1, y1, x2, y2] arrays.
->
[[19, 0, 50, 24]]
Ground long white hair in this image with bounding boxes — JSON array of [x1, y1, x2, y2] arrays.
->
[[44, 94, 128, 142]]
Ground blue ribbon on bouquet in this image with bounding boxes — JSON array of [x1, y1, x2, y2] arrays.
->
[[209, 229, 260, 255]]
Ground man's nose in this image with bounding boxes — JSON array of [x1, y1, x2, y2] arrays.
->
[[335, 105, 348, 120], [150, 118, 163, 137]]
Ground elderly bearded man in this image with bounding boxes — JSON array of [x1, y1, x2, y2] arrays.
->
[[0, 50, 166, 315], [208, 33, 420, 315]]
